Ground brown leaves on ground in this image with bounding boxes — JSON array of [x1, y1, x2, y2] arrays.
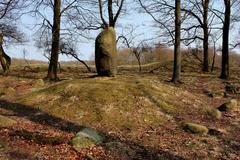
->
[[0, 62, 239, 159]]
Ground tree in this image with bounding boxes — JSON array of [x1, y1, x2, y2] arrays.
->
[[0, 0, 27, 74], [32, 0, 93, 80], [117, 35, 145, 72], [60, 41, 91, 72], [220, 0, 231, 79], [46, 0, 61, 80], [0, 32, 11, 74], [138, 0, 219, 73], [172, 0, 181, 83]]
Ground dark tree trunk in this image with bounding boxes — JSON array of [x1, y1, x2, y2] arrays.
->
[[220, 0, 230, 79], [46, 0, 61, 80], [172, 0, 181, 83], [211, 41, 216, 72], [202, 0, 209, 72], [0, 33, 11, 75]]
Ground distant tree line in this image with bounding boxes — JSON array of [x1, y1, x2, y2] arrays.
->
[[0, 0, 239, 82]]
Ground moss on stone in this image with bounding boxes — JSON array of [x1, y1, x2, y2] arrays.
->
[[182, 122, 208, 135], [205, 108, 222, 119], [218, 99, 238, 112], [70, 128, 105, 151]]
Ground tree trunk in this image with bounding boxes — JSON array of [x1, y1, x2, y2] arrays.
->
[[172, 0, 181, 83], [46, 0, 61, 80], [202, 0, 209, 72], [136, 54, 142, 72], [211, 41, 216, 72], [220, 0, 230, 79], [0, 33, 11, 75]]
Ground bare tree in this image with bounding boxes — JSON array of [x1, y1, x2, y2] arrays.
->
[[32, 0, 94, 80], [220, 0, 231, 79], [138, 0, 221, 73], [172, 0, 181, 83], [117, 35, 145, 72], [210, 32, 222, 72], [45, 0, 61, 80], [0, 32, 11, 74], [0, 0, 28, 74], [60, 41, 91, 72]]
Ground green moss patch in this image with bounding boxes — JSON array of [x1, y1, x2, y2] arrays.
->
[[0, 115, 17, 127], [181, 122, 208, 135], [205, 108, 222, 119], [218, 99, 238, 112]]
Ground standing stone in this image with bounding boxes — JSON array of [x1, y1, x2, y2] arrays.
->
[[95, 27, 117, 76]]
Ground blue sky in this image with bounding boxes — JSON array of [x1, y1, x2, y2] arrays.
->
[[4, 1, 239, 62], [5, 6, 154, 62]]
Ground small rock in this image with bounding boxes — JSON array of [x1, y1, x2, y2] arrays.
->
[[70, 127, 105, 151], [0, 115, 17, 127], [226, 84, 240, 93], [181, 122, 208, 135], [4, 87, 16, 95], [208, 128, 226, 136], [208, 91, 225, 98], [206, 108, 222, 119], [35, 79, 45, 86], [218, 99, 238, 112]]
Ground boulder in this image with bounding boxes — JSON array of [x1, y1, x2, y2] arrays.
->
[[0, 115, 17, 127], [218, 99, 238, 112], [95, 27, 117, 77], [181, 122, 208, 135], [4, 87, 15, 95], [208, 128, 226, 136], [35, 79, 45, 87], [70, 127, 105, 152], [205, 108, 222, 119], [225, 84, 240, 94]]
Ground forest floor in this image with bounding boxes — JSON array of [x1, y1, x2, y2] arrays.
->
[[0, 61, 239, 160]]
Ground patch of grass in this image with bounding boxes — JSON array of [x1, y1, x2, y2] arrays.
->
[[0, 141, 7, 151], [204, 108, 222, 119], [0, 115, 17, 127], [181, 122, 209, 135]]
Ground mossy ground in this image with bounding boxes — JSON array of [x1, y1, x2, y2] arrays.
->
[[0, 62, 239, 159]]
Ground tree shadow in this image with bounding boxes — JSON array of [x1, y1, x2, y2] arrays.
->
[[0, 99, 83, 132], [0, 99, 185, 160]]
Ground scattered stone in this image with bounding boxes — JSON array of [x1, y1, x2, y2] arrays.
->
[[205, 108, 222, 119], [70, 128, 105, 151], [218, 99, 238, 112], [35, 79, 45, 87], [208, 128, 226, 136], [208, 91, 225, 98], [0, 115, 17, 127], [181, 122, 208, 135], [0, 143, 5, 151], [226, 84, 240, 94], [4, 87, 16, 95]]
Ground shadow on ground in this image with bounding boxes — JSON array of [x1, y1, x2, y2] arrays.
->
[[0, 99, 185, 160]]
